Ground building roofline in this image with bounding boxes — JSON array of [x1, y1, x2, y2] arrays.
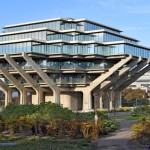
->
[[0, 27, 138, 42], [3, 17, 63, 28], [3, 17, 121, 33], [74, 19, 122, 32]]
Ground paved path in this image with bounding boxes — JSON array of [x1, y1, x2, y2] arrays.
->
[[92, 119, 149, 150]]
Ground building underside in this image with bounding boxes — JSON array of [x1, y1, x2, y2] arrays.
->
[[0, 52, 149, 111], [0, 17, 150, 111]]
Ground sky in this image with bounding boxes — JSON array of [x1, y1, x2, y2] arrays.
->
[[0, 0, 150, 47]]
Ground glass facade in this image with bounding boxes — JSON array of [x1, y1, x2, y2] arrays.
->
[[47, 73, 99, 84], [31, 43, 150, 58], [32, 60, 109, 70], [47, 33, 94, 41], [60, 22, 81, 30], [0, 31, 47, 41], [0, 42, 31, 54], [47, 33, 73, 41], [0, 18, 149, 58], [1, 18, 150, 87], [124, 44, 150, 58], [83, 22, 120, 34], [102, 33, 137, 44], [3, 21, 61, 33]]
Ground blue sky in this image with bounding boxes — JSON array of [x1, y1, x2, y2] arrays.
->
[[0, 0, 150, 46]]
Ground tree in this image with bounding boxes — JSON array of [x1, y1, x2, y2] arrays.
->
[[122, 88, 147, 101], [122, 88, 148, 107]]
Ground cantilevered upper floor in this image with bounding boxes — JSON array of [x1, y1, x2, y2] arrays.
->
[[0, 17, 150, 58]]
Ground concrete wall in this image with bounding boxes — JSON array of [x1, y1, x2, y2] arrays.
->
[[45, 92, 55, 103], [60, 92, 82, 111]]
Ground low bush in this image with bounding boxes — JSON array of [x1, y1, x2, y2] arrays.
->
[[132, 105, 150, 117], [0, 102, 117, 140], [131, 117, 150, 144], [131, 106, 150, 144]]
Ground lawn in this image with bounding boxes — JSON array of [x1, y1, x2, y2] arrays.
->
[[116, 115, 139, 121], [0, 136, 94, 150]]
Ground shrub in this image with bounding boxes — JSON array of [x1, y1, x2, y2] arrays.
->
[[0, 102, 118, 139], [0, 115, 5, 133], [131, 118, 150, 142], [131, 106, 150, 144], [132, 105, 150, 117]]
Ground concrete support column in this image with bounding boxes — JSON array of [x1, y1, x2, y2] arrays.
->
[[114, 91, 122, 108], [22, 53, 60, 102], [109, 92, 113, 111], [53, 90, 60, 104], [106, 92, 113, 111], [60, 92, 79, 111], [38, 89, 44, 103], [61, 93, 72, 109], [99, 92, 103, 110], [20, 90, 27, 105], [82, 90, 92, 111], [32, 92, 39, 105], [5, 89, 12, 106], [32, 90, 44, 105]]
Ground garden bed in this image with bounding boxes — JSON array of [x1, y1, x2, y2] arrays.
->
[[0, 102, 118, 141]]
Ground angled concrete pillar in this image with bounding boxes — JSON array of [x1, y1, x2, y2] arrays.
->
[[117, 63, 150, 91], [0, 66, 27, 104], [111, 60, 149, 91], [22, 53, 60, 104], [100, 57, 142, 91], [90, 54, 132, 90], [0, 79, 12, 106], [5, 54, 44, 104]]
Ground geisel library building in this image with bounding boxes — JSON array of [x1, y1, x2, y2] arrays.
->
[[0, 17, 150, 111]]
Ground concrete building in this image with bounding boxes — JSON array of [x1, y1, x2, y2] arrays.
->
[[129, 71, 150, 100], [0, 17, 150, 111]]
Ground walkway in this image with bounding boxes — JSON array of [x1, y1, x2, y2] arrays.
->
[[92, 118, 148, 150]]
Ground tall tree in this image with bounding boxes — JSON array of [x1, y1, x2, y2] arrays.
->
[[122, 88, 147, 101]]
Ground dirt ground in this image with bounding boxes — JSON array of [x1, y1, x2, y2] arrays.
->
[[91, 119, 149, 150]]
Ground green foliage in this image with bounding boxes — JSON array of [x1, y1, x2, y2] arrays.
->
[[132, 105, 150, 117], [122, 88, 149, 107], [0, 102, 117, 140], [122, 88, 147, 101], [131, 106, 150, 144], [0, 137, 94, 150], [1, 104, 38, 118], [115, 107, 132, 112], [122, 98, 149, 107], [131, 117, 150, 144]]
